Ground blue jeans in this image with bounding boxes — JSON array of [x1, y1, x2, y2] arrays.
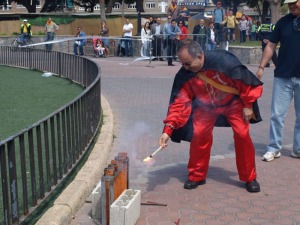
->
[[267, 77, 300, 154], [20, 33, 30, 44], [240, 30, 246, 43], [123, 36, 133, 56], [45, 32, 55, 51], [207, 43, 216, 51], [74, 42, 85, 55]]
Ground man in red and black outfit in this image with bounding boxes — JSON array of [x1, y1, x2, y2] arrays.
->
[[159, 39, 263, 193]]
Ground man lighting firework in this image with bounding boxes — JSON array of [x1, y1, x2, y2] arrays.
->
[[159, 39, 263, 193]]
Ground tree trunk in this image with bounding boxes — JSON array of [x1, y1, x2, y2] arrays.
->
[[136, 0, 144, 12], [99, 0, 106, 21], [105, 0, 114, 13], [267, 0, 281, 24]]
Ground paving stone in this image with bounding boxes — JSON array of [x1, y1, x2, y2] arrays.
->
[[70, 58, 300, 225]]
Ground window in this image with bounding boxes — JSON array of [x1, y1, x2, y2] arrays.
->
[[127, 2, 136, 9], [145, 2, 155, 9], [113, 2, 120, 9]]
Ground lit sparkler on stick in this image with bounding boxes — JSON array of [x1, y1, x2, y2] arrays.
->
[[143, 146, 163, 163]]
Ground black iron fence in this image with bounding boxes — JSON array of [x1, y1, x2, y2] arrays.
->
[[0, 46, 101, 224]]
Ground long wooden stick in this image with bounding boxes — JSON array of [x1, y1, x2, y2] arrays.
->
[[150, 146, 163, 158]]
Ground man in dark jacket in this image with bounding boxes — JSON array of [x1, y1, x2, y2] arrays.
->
[[192, 19, 207, 50], [159, 39, 263, 193]]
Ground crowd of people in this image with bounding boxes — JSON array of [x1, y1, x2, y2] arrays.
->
[[17, 1, 283, 60]]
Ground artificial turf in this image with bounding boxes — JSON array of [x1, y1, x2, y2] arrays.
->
[[0, 65, 84, 141]]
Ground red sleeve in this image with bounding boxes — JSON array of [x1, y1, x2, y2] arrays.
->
[[163, 82, 193, 136], [236, 80, 263, 108]]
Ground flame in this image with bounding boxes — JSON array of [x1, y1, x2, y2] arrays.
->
[[143, 156, 151, 162], [143, 156, 156, 167]]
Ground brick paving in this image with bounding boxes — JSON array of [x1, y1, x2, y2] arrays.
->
[[71, 56, 300, 225]]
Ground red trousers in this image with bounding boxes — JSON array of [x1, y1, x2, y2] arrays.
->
[[188, 99, 257, 183]]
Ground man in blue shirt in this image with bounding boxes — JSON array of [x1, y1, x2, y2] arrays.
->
[[257, 0, 300, 161], [212, 1, 225, 32], [74, 27, 87, 55], [165, 19, 181, 66]]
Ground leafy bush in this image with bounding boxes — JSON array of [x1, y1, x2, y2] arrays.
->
[[20, 16, 76, 26]]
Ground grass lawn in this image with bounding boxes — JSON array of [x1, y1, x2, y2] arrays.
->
[[0, 65, 84, 141]]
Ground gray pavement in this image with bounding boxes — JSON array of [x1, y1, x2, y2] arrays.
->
[[71, 56, 300, 225]]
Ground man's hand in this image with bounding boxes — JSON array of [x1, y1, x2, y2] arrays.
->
[[256, 67, 264, 80], [159, 133, 170, 148], [263, 39, 269, 44], [243, 108, 253, 123]]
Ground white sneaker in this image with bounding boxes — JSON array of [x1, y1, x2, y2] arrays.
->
[[291, 151, 300, 158], [262, 151, 281, 162]]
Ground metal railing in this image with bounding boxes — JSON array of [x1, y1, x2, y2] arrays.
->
[[0, 46, 101, 225]]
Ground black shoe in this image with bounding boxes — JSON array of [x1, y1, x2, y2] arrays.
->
[[159, 58, 164, 61], [245, 179, 260, 193], [168, 63, 175, 66], [151, 58, 157, 61], [184, 180, 206, 190]]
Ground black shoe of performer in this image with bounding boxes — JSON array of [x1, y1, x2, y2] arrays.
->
[[183, 180, 206, 189]]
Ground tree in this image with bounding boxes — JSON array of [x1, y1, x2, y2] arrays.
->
[[15, 0, 38, 12], [99, 0, 106, 21], [73, 0, 98, 12], [264, 0, 281, 23]]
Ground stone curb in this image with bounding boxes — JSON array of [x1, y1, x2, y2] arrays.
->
[[36, 95, 114, 225]]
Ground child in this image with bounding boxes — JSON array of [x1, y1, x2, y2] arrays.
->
[[93, 38, 105, 57]]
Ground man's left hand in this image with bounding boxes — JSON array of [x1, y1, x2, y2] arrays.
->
[[243, 108, 253, 123]]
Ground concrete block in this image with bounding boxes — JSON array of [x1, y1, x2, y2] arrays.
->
[[110, 189, 141, 225]]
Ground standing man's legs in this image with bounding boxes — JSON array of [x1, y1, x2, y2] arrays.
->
[[292, 77, 300, 156], [128, 38, 133, 56], [74, 42, 78, 55], [167, 39, 174, 65], [124, 39, 129, 56], [79, 43, 85, 55], [263, 77, 293, 161], [45, 32, 54, 51]]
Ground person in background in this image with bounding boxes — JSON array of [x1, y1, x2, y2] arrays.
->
[[192, 19, 207, 50], [177, 2, 191, 27], [100, 20, 110, 57], [148, 15, 156, 26], [93, 37, 105, 57], [151, 17, 165, 61], [257, 17, 278, 67], [250, 20, 257, 41], [168, 0, 180, 20], [141, 21, 152, 57], [44, 17, 59, 51], [163, 16, 172, 55], [221, 10, 238, 42], [255, 21, 261, 41], [122, 18, 134, 57], [165, 18, 181, 66], [212, 1, 225, 33], [20, 19, 31, 44], [238, 14, 249, 44], [256, 0, 300, 162], [159, 39, 263, 193], [178, 19, 188, 41], [74, 27, 87, 56], [206, 22, 218, 50]]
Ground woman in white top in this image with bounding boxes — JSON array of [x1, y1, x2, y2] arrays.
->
[[238, 14, 249, 44], [141, 21, 152, 57]]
